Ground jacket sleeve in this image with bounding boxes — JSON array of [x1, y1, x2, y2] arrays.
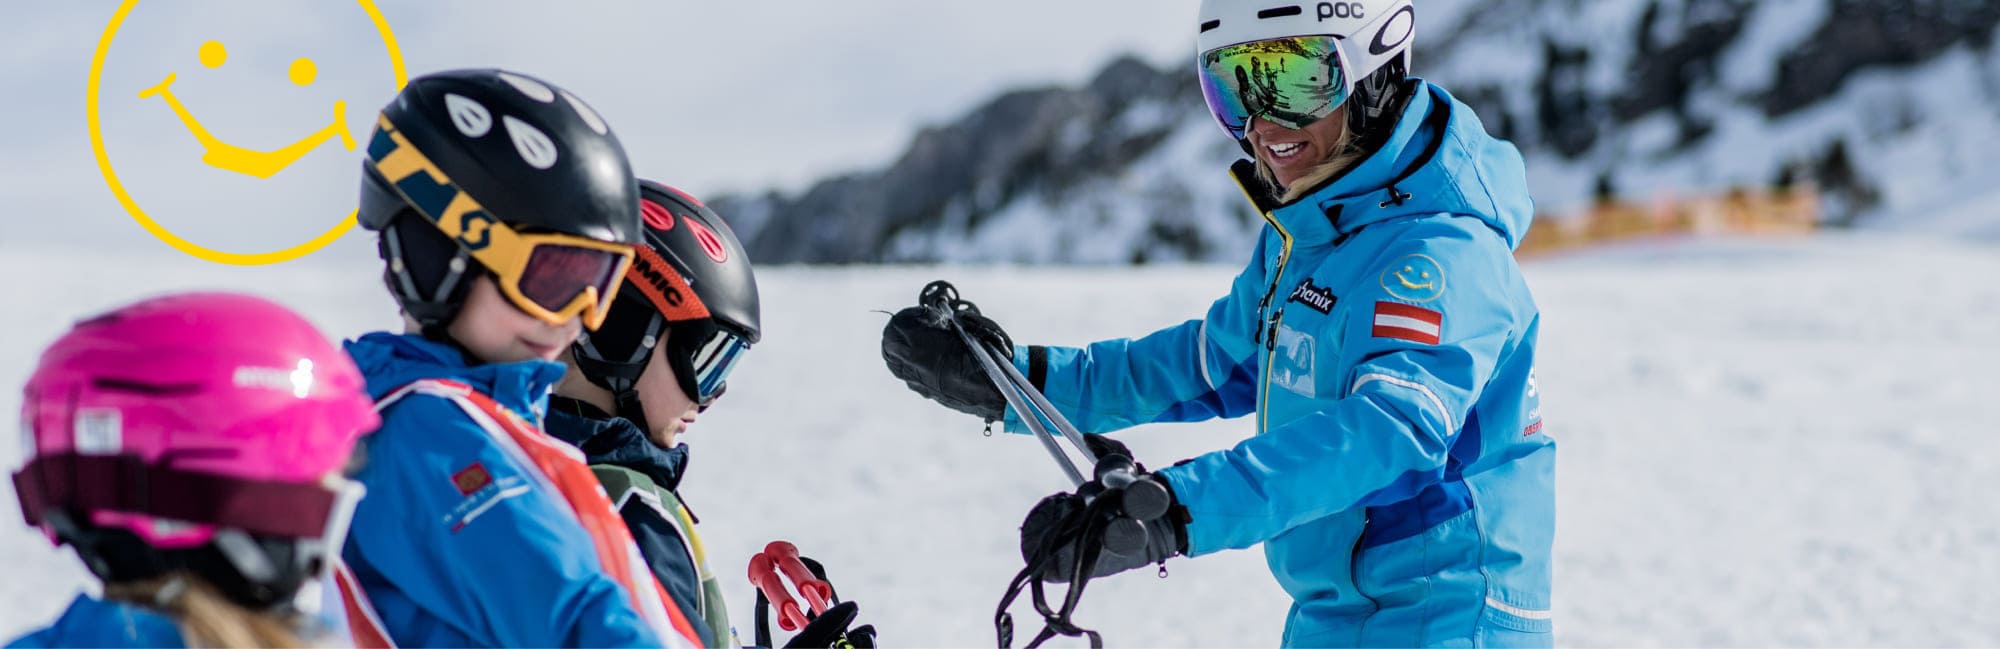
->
[[1158, 225, 1525, 555], [1003, 231, 1271, 434], [344, 395, 661, 648]]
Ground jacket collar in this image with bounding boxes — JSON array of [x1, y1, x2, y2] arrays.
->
[[344, 332, 567, 420], [1232, 81, 1523, 249], [544, 395, 690, 491]]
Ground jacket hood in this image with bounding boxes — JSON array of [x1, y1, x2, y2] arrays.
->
[[1235, 80, 1535, 249]]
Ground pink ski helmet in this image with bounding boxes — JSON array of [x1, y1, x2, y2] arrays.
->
[[11, 292, 378, 607]]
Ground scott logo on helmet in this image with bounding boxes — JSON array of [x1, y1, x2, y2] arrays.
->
[[458, 211, 496, 251], [1319, 2, 1364, 20]]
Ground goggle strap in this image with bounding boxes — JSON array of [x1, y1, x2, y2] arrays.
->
[[626, 246, 711, 322], [12, 453, 341, 539]]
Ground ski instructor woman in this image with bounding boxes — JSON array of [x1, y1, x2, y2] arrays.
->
[[881, 0, 1554, 646]]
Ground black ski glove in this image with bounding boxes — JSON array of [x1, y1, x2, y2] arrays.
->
[[1019, 436, 1190, 583], [881, 281, 1024, 422], [783, 601, 877, 648]]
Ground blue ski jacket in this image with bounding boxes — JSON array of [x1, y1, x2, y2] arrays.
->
[[339, 332, 662, 648], [5, 594, 184, 648], [1008, 81, 1554, 647]]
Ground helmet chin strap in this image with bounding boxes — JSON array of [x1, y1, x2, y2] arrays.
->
[[574, 312, 666, 435], [613, 387, 654, 443]]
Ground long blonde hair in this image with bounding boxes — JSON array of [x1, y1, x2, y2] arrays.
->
[[103, 573, 307, 649], [1254, 114, 1367, 204]]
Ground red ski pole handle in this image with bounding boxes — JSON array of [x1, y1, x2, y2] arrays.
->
[[748, 553, 809, 632], [765, 541, 834, 614]]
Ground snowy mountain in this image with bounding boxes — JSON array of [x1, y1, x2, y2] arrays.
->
[[713, 0, 2000, 264]]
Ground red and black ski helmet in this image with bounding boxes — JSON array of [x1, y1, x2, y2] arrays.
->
[[572, 180, 760, 414]]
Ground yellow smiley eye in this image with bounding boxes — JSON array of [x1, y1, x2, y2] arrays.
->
[[288, 57, 318, 86], [198, 40, 226, 68]]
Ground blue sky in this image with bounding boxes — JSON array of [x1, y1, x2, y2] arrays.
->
[[0, 1, 1196, 257]]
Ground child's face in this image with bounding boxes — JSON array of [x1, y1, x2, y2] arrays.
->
[[448, 275, 584, 364], [634, 327, 700, 448]]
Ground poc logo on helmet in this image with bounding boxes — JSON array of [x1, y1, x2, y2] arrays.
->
[[1319, 2, 1364, 19]]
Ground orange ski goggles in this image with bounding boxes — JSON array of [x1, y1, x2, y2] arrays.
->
[[366, 116, 635, 329]]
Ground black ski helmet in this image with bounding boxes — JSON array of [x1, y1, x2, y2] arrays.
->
[[572, 180, 760, 425], [357, 68, 643, 329]]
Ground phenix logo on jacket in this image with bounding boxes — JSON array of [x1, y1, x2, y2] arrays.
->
[[1005, 81, 1553, 647]]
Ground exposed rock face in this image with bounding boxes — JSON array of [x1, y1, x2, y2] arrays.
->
[[717, 0, 2000, 264]]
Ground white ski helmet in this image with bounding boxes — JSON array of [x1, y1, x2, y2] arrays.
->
[[1195, 0, 1416, 141]]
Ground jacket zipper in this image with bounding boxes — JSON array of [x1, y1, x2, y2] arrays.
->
[[1256, 213, 1294, 435]]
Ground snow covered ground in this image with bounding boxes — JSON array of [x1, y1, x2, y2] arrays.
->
[[1, 233, 1996, 646]]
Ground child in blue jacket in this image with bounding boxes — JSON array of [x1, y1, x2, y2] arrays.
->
[[336, 68, 704, 648]]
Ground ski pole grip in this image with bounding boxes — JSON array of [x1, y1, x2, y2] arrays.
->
[[1120, 477, 1172, 522], [1097, 458, 1171, 522], [749, 553, 809, 631], [1102, 517, 1149, 555], [766, 541, 834, 614]]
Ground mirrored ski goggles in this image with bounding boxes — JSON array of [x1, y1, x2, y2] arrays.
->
[[480, 228, 636, 330], [668, 321, 751, 408], [1199, 35, 1351, 140]]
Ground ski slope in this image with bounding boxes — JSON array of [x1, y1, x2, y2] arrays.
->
[[0, 233, 1995, 647]]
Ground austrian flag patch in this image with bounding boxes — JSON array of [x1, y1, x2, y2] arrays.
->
[[1372, 301, 1443, 345]]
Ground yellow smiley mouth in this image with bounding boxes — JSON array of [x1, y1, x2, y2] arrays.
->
[[137, 72, 354, 179], [1395, 272, 1434, 291]]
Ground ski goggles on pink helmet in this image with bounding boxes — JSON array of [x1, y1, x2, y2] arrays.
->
[[1196, 0, 1413, 139]]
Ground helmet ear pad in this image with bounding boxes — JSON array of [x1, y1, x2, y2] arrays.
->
[[572, 290, 664, 394], [1345, 57, 1412, 146], [376, 211, 483, 331]]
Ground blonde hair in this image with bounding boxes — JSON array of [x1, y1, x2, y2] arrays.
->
[[1254, 115, 1366, 204], [103, 573, 307, 649]]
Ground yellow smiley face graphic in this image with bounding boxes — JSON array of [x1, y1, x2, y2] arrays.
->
[[1380, 253, 1446, 302], [87, 1, 407, 265]]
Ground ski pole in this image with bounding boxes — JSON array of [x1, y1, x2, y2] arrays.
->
[[978, 341, 1099, 465], [940, 296, 1172, 528], [946, 316, 1088, 487]]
